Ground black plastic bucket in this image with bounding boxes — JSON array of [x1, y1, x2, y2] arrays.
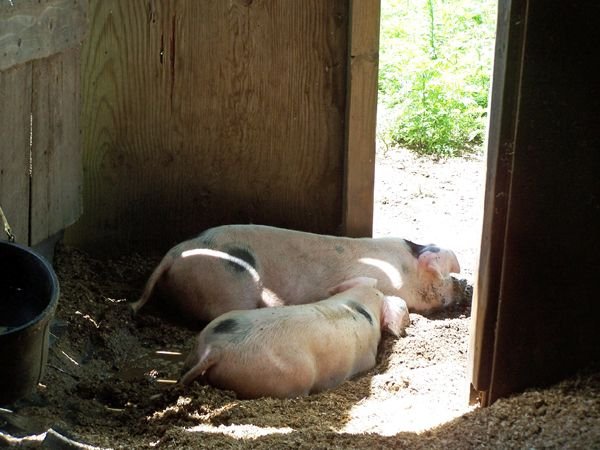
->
[[0, 241, 59, 405]]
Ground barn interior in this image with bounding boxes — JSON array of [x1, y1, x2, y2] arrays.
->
[[1, 0, 599, 448]]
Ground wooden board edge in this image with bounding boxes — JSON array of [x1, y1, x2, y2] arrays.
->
[[342, 0, 380, 237], [468, 0, 529, 406]]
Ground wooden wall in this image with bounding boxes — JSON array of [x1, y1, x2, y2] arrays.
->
[[0, 0, 85, 246], [470, 0, 600, 406], [66, 0, 380, 252]]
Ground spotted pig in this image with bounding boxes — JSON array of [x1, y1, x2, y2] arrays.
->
[[180, 278, 410, 399], [132, 224, 462, 325]]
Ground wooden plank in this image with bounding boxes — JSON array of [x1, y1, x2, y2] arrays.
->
[[471, 0, 600, 406], [30, 47, 83, 246], [67, 0, 351, 252], [468, 0, 528, 404], [0, 0, 87, 71], [343, 0, 380, 238], [487, 0, 600, 405], [0, 63, 32, 244]]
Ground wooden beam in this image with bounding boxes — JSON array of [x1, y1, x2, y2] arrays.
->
[[343, 0, 380, 238], [469, 0, 528, 405], [0, 0, 87, 71]]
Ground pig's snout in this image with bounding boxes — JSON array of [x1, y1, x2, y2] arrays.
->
[[451, 277, 471, 306]]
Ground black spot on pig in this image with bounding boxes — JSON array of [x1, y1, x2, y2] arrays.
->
[[405, 240, 426, 258], [222, 246, 257, 274], [405, 240, 440, 258], [335, 245, 345, 254], [213, 318, 239, 334], [348, 301, 373, 325], [210, 317, 252, 343]]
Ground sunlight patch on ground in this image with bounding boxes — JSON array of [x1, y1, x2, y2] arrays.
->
[[339, 363, 475, 435], [185, 423, 294, 439], [339, 394, 475, 435]]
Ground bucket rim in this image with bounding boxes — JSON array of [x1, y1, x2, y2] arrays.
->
[[0, 241, 60, 336]]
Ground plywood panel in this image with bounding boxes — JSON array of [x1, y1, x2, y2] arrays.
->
[[0, 0, 87, 71], [30, 47, 83, 245], [0, 63, 32, 244], [69, 0, 350, 252]]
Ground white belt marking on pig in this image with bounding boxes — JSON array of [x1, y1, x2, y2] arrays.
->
[[260, 287, 283, 307], [358, 257, 402, 289], [182, 248, 261, 282]]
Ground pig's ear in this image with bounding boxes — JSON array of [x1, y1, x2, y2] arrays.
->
[[328, 276, 378, 295], [418, 249, 460, 279], [382, 296, 410, 337], [447, 250, 461, 274]]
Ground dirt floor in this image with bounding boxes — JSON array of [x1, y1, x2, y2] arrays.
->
[[1, 148, 599, 449]]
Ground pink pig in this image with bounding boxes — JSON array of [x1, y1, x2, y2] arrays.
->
[[180, 278, 410, 399], [132, 224, 462, 325]]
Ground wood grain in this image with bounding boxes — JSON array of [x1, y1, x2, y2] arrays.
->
[[486, 0, 600, 404], [0, 0, 87, 71], [0, 63, 32, 244], [468, 0, 527, 404], [343, 0, 380, 237], [69, 0, 353, 252], [30, 47, 83, 245], [471, 0, 600, 406]]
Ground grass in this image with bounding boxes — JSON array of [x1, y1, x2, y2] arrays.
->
[[378, 0, 497, 157]]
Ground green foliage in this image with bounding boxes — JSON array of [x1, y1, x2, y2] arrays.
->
[[378, 0, 497, 156]]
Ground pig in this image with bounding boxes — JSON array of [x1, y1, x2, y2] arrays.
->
[[179, 278, 410, 399], [132, 224, 462, 326]]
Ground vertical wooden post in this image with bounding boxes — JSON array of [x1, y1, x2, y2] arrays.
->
[[469, 0, 528, 405], [343, 0, 380, 238]]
